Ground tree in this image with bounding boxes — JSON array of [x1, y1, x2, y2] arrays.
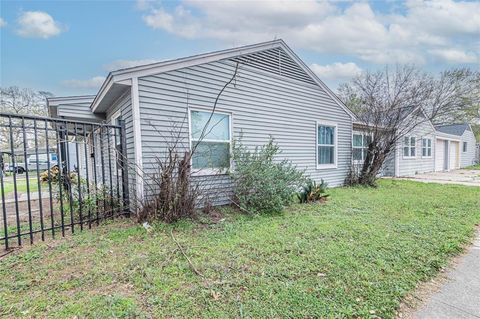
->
[[0, 86, 52, 150], [0, 86, 52, 115], [425, 68, 480, 124], [338, 66, 479, 186]]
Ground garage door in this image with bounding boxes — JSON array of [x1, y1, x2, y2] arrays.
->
[[435, 139, 446, 171], [450, 141, 459, 169]]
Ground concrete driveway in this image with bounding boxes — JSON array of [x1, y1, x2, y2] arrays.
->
[[402, 169, 480, 187]]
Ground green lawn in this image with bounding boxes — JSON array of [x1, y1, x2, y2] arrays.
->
[[464, 163, 480, 170], [1, 180, 479, 318], [1, 177, 39, 196]]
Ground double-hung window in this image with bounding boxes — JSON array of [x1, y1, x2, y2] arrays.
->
[[317, 122, 337, 168], [422, 138, 432, 157], [190, 110, 231, 172], [352, 133, 372, 162], [403, 136, 416, 158]]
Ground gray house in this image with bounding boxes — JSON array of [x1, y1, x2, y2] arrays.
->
[[353, 110, 477, 177], [435, 123, 477, 168], [48, 40, 355, 203]]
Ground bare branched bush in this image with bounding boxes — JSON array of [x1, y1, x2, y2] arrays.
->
[[137, 149, 199, 223]]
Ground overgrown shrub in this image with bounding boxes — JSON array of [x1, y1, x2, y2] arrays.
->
[[230, 138, 306, 214], [297, 179, 329, 203], [137, 150, 199, 223]]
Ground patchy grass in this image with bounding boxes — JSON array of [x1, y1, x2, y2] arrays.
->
[[464, 163, 480, 170], [1, 177, 39, 196], [1, 180, 479, 318]]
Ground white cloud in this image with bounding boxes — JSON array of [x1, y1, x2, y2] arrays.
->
[[139, 0, 480, 65], [103, 59, 163, 71], [310, 62, 362, 81], [143, 9, 174, 31], [0, 18, 6, 28], [429, 49, 478, 64], [62, 76, 106, 89], [16, 11, 63, 39]]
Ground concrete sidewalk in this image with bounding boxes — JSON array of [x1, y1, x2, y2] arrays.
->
[[400, 169, 480, 187], [414, 232, 480, 319]]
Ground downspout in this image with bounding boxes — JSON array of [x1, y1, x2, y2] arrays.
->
[[395, 141, 400, 177]]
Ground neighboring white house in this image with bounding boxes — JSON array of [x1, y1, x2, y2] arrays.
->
[[353, 112, 477, 177], [435, 123, 477, 168], [48, 39, 355, 203]]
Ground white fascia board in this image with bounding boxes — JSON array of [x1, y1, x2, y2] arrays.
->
[[410, 107, 436, 133], [90, 74, 114, 112], [112, 41, 284, 82], [436, 132, 461, 141], [112, 40, 283, 79]]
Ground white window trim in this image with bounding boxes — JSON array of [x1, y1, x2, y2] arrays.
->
[[421, 138, 433, 158], [316, 120, 338, 169], [110, 109, 123, 176], [403, 136, 417, 159], [110, 109, 122, 125], [352, 131, 372, 163], [188, 107, 233, 176]]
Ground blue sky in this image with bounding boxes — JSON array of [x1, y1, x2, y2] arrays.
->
[[1, 0, 478, 97]]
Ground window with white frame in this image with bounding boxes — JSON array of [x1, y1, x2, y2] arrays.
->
[[463, 142, 467, 152], [317, 123, 336, 166], [190, 110, 231, 171], [403, 136, 416, 158], [352, 133, 372, 162], [422, 138, 432, 157]]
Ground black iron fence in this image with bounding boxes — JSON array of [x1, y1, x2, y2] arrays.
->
[[0, 113, 129, 250]]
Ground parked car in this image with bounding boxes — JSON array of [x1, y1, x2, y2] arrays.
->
[[3, 162, 26, 174], [27, 153, 58, 171]]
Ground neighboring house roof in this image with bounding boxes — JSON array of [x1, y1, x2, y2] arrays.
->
[[89, 39, 355, 119], [435, 123, 470, 136], [47, 95, 104, 122], [352, 105, 433, 131]]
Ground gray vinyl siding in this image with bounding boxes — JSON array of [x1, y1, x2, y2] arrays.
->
[[397, 121, 436, 176], [104, 91, 136, 206], [56, 97, 105, 122], [137, 58, 352, 204], [460, 129, 477, 167], [382, 152, 395, 176]]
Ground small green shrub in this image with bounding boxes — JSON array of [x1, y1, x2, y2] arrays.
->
[[230, 138, 306, 214], [297, 179, 329, 203]]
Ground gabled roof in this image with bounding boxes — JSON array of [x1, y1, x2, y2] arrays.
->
[[90, 39, 355, 119], [435, 123, 470, 136]]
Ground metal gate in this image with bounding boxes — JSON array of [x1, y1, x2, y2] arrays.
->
[[0, 113, 129, 250]]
